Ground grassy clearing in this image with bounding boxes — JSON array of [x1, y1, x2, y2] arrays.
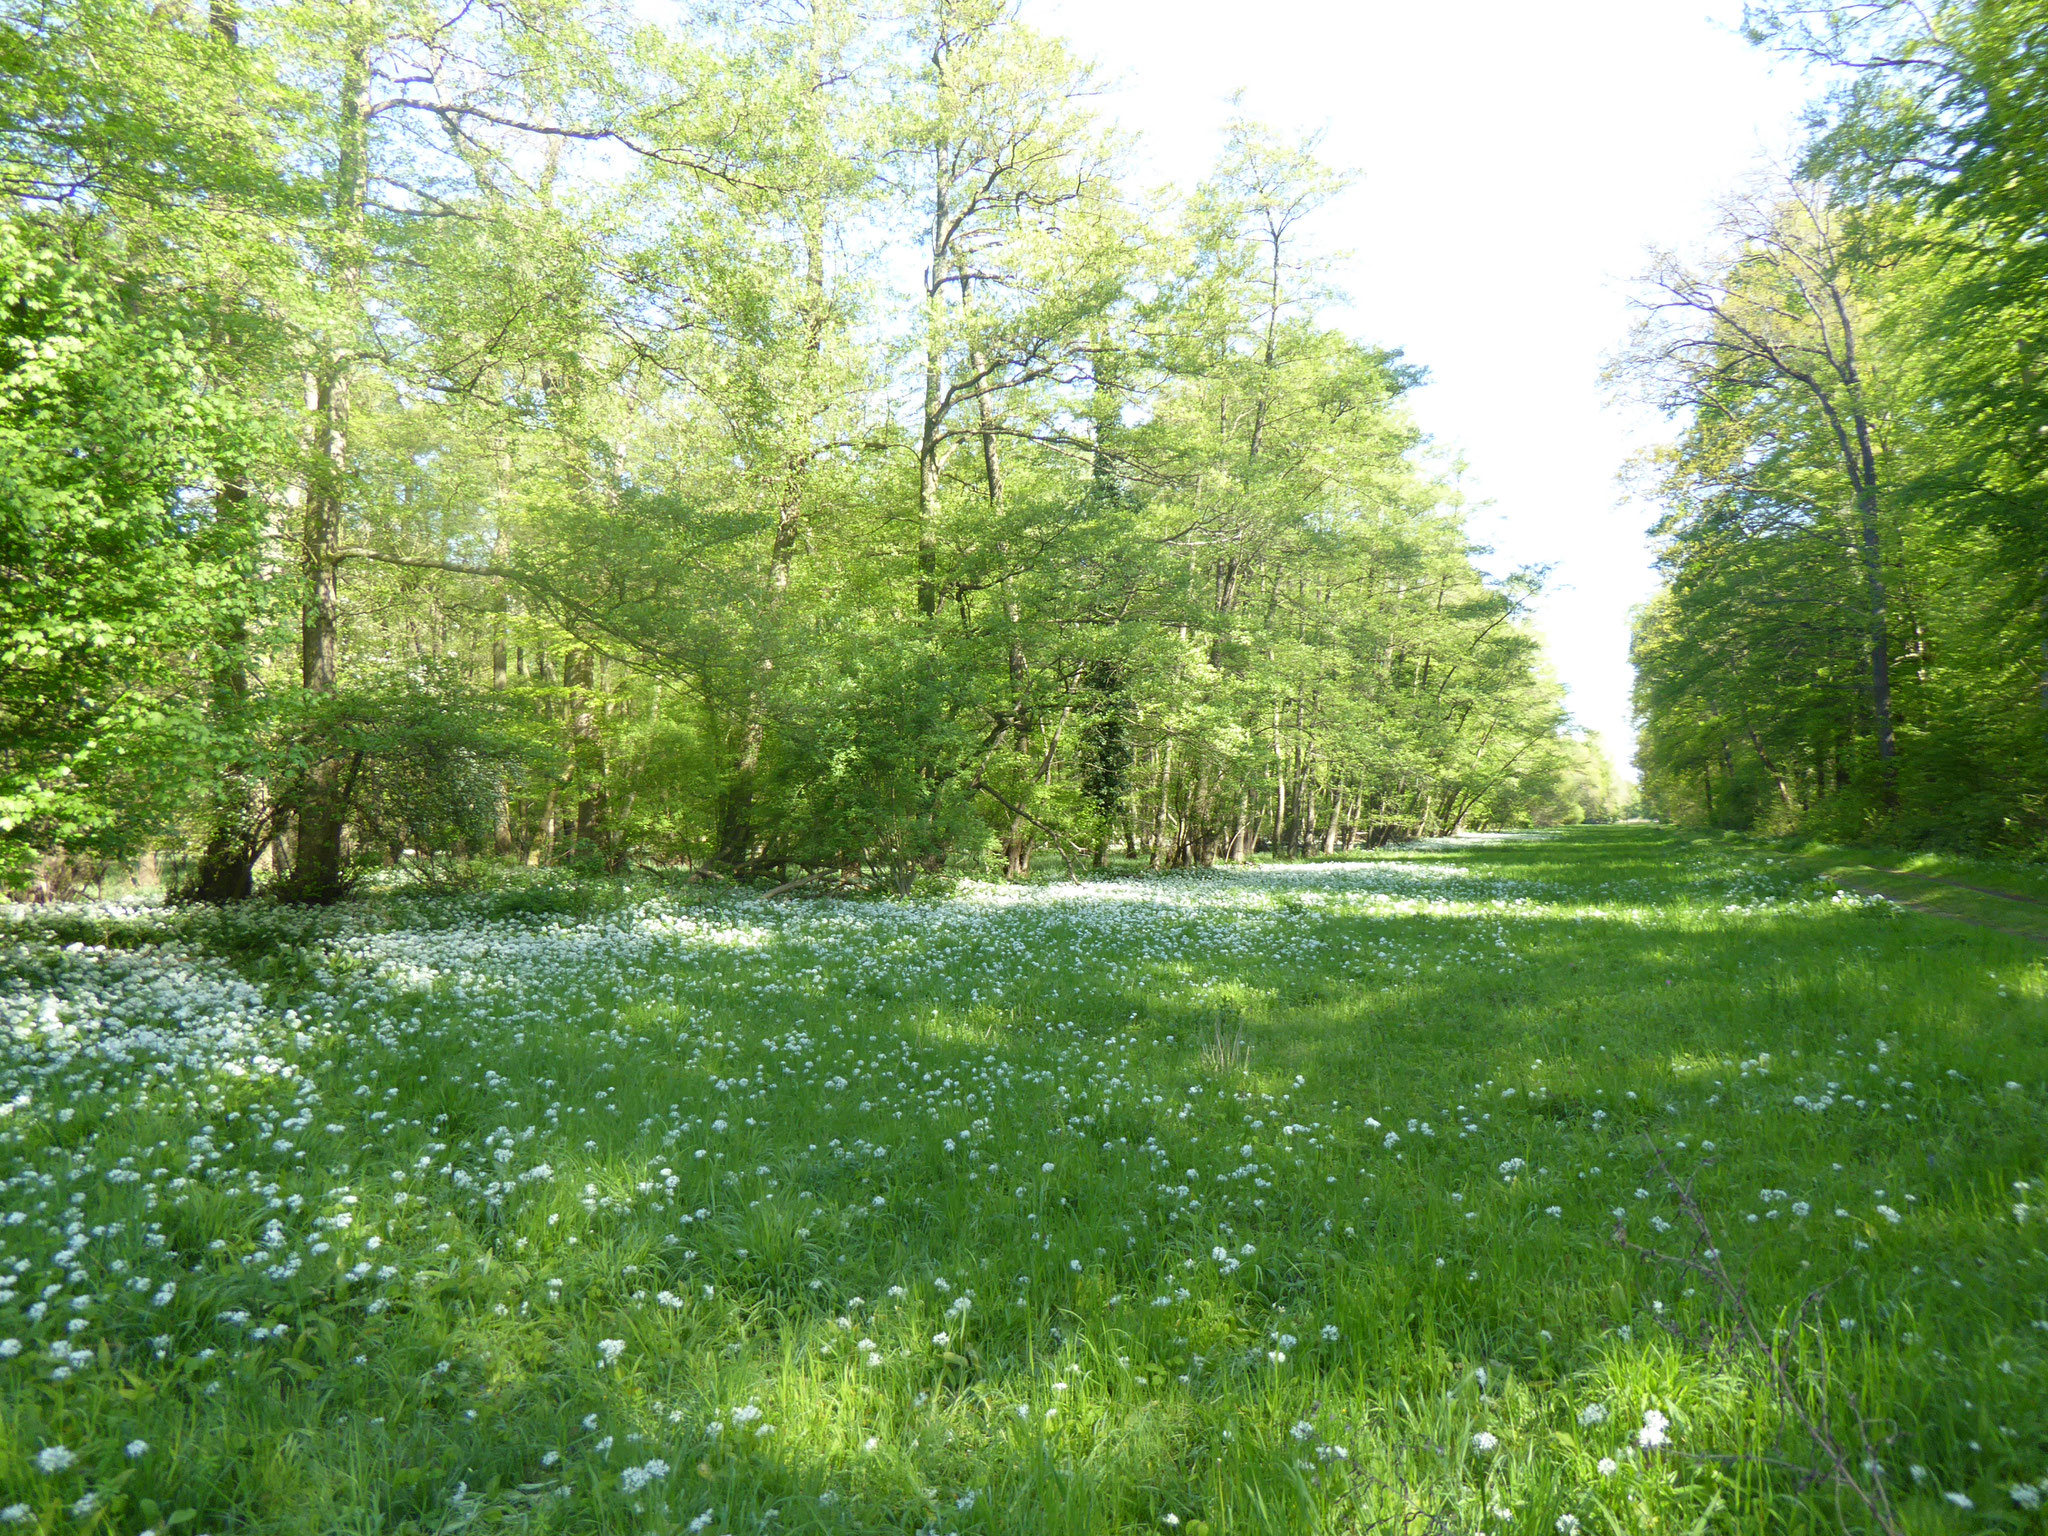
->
[[0, 827, 2044, 1535]]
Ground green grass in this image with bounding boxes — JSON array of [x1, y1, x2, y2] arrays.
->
[[1721, 833, 2048, 943], [1, 828, 2045, 1535], [1740, 832, 2048, 902], [1870, 852, 2048, 903]]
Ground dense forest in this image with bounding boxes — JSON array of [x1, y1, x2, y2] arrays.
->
[[0, 0, 1623, 900], [1628, 0, 2048, 849]]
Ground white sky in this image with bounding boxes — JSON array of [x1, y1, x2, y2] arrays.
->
[[1024, 0, 1817, 775]]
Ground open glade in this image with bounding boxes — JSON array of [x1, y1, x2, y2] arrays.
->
[[0, 827, 2043, 1534]]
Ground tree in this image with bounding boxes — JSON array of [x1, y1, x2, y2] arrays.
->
[[0, 0, 292, 886], [1633, 4, 2048, 845], [4, 0, 1595, 890], [1622, 185, 1901, 794]]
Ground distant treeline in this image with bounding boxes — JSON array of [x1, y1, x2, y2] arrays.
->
[[1, 0, 1621, 899], [1628, 0, 2048, 850]]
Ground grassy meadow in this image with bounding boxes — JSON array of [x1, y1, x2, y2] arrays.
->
[[0, 827, 2043, 1535]]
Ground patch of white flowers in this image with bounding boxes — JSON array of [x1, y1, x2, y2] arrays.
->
[[0, 841, 2031, 1522]]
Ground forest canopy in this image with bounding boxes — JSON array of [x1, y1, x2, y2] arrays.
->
[[1, 0, 1619, 898], [1627, 0, 2048, 849]]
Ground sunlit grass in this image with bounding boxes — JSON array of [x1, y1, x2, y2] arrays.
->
[[0, 830, 2044, 1533]]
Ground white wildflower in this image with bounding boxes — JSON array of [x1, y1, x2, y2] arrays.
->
[[619, 1458, 670, 1493], [35, 1444, 77, 1473]]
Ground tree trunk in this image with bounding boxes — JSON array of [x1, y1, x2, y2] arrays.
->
[[916, 141, 947, 620], [292, 364, 348, 900], [1852, 473, 1898, 797], [288, 26, 368, 902], [720, 191, 829, 870], [568, 648, 603, 861], [188, 650, 261, 899], [491, 523, 514, 856], [187, 469, 263, 901], [1747, 727, 1797, 810], [1270, 701, 1288, 857]]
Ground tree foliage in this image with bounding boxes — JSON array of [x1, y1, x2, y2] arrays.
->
[[2, 0, 1607, 893], [1631, 1, 2048, 847]]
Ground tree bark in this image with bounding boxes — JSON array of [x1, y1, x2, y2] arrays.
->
[[916, 134, 947, 620], [188, 619, 261, 899], [293, 363, 348, 900], [1747, 727, 1797, 811], [1850, 448, 1898, 793], [568, 648, 603, 861], [288, 21, 368, 901], [722, 198, 827, 869]]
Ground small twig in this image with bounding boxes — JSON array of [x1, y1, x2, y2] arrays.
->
[[761, 870, 842, 900], [1613, 1141, 1905, 1536], [974, 784, 1084, 882], [1674, 1449, 1834, 1487]]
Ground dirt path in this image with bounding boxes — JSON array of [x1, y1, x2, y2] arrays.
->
[[1825, 868, 2048, 944]]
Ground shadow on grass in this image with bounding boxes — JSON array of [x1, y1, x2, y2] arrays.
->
[[35, 826, 2048, 1535]]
